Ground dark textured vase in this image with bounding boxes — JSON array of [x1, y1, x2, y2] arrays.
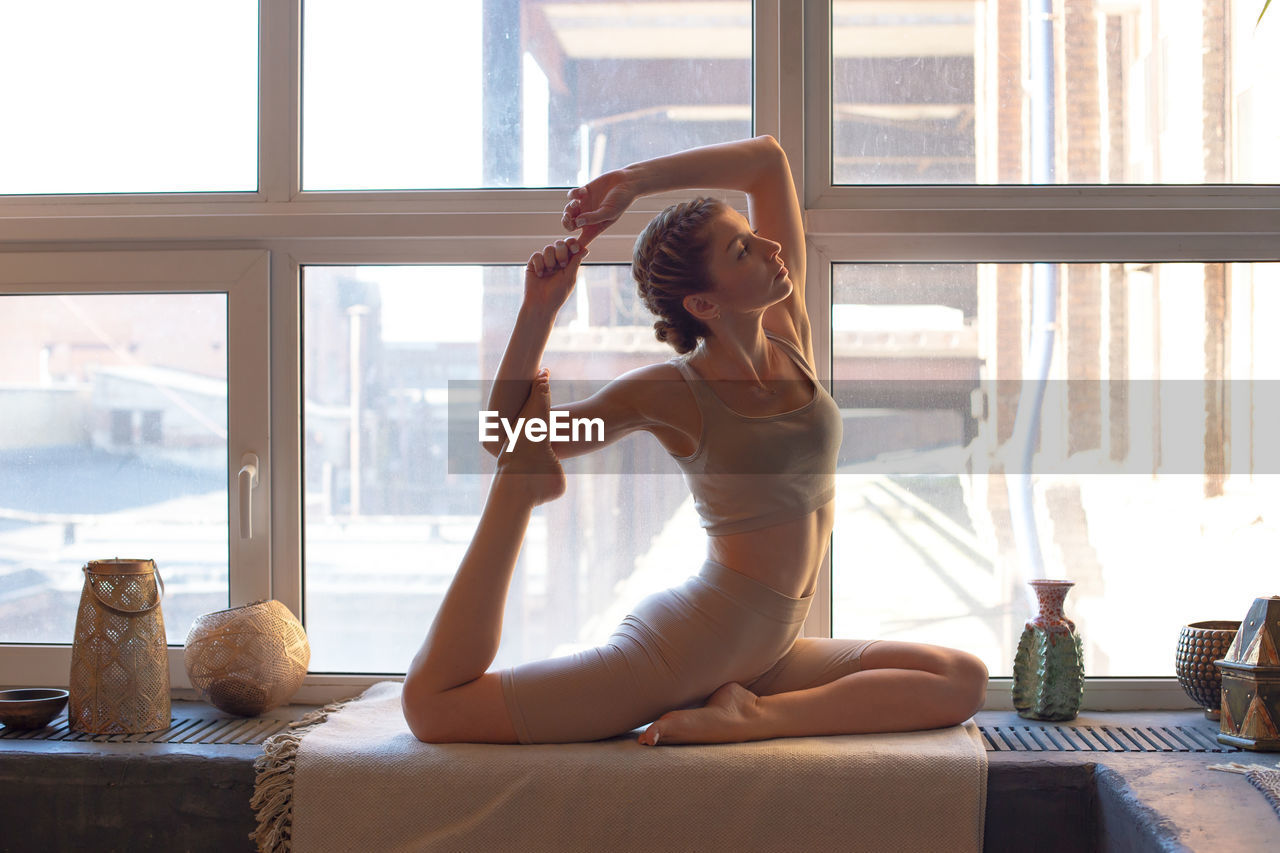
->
[[1012, 579, 1085, 721], [1175, 621, 1239, 720]]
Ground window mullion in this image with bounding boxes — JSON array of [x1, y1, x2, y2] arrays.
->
[[809, 184, 1280, 211], [260, 0, 301, 203], [753, 0, 779, 138], [227, 252, 273, 605], [803, 0, 832, 211], [269, 251, 303, 621]]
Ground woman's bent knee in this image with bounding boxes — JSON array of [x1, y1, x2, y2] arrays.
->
[[948, 652, 989, 721], [403, 693, 480, 744], [401, 679, 446, 743], [401, 673, 519, 745]]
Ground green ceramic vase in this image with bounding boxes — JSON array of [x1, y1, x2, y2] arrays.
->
[[1012, 579, 1085, 721]]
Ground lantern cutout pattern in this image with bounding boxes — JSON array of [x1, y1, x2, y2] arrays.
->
[[70, 559, 170, 734], [184, 600, 310, 717], [1216, 596, 1280, 752]]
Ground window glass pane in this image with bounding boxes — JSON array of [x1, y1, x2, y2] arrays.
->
[[0, 1, 259, 195], [831, 261, 1280, 678], [0, 294, 229, 646], [302, 0, 752, 190], [303, 264, 696, 673], [831, 1, 1280, 184]]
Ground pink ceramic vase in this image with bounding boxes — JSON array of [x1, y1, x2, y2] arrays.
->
[[1027, 579, 1076, 636]]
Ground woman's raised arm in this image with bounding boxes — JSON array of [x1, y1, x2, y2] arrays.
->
[[482, 238, 587, 456], [564, 135, 809, 356]]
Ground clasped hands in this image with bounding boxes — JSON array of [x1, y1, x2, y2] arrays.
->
[[523, 169, 638, 311]]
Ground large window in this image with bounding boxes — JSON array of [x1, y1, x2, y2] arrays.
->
[[1, 1, 1276, 707], [828, 261, 1280, 677], [0, 293, 230, 645], [0, 252, 270, 690], [831, 0, 1279, 184]]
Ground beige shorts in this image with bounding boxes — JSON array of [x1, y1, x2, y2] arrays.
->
[[500, 560, 879, 743]]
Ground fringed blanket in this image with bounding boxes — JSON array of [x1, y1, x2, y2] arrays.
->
[[1209, 761, 1280, 820], [253, 681, 987, 853]]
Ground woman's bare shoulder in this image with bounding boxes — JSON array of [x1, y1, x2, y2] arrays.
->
[[610, 360, 690, 410], [624, 360, 686, 381], [612, 360, 698, 451]]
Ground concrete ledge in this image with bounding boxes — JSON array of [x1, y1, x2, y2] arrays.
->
[[980, 709, 1280, 852], [0, 747, 259, 852], [2, 709, 1277, 852]]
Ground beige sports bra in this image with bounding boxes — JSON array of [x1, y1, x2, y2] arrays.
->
[[668, 333, 842, 535]]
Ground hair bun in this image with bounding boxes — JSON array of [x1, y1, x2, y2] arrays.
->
[[632, 197, 725, 355], [654, 319, 697, 354]]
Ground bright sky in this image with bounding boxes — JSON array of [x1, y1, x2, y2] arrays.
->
[[355, 266, 483, 343], [303, 0, 484, 190], [0, 1, 491, 193], [0, 0, 259, 193]]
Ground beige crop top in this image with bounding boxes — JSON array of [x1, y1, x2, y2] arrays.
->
[[669, 333, 843, 536]]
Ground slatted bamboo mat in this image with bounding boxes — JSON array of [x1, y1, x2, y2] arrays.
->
[[978, 723, 1242, 753], [1, 713, 289, 745]]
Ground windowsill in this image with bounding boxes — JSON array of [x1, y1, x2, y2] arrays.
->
[[978, 708, 1279, 852], [2, 703, 1276, 852]]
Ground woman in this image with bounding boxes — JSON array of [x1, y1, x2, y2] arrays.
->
[[402, 136, 988, 745]]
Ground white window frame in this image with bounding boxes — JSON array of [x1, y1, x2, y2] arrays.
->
[[0, 250, 272, 690], [1, 0, 1275, 709]]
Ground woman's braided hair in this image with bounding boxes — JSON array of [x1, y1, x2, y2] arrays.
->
[[631, 197, 727, 354]]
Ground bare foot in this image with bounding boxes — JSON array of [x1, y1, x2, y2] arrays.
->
[[495, 368, 566, 506], [639, 682, 766, 746]]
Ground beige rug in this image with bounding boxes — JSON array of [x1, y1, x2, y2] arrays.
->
[[1209, 761, 1280, 820], [253, 681, 987, 853]]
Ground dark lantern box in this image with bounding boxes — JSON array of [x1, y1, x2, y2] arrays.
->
[[1217, 596, 1280, 751]]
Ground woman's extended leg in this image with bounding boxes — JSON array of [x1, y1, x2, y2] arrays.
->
[[402, 369, 564, 744], [640, 640, 988, 745]]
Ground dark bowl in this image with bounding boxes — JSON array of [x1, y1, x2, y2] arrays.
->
[[0, 688, 70, 730]]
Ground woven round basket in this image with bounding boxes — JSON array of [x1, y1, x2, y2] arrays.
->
[[184, 600, 310, 716]]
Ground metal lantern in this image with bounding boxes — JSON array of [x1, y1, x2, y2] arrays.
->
[[1216, 596, 1280, 751], [69, 559, 170, 734]]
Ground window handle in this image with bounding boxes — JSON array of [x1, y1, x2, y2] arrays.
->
[[238, 453, 260, 540]]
